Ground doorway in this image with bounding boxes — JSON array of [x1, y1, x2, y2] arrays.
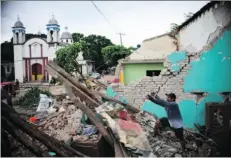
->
[[32, 63, 42, 81]]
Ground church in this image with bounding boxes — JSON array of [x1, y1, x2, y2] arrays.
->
[[13, 15, 75, 83]]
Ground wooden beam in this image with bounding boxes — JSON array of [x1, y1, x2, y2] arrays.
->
[[2, 117, 50, 157], [48, 60, 102, 104], [46, 65, 101, 107], [97, 92, 140, 113]]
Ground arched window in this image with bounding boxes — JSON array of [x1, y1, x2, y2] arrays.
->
[[50, 30, 54, 42], [16, 32, 19, 43]]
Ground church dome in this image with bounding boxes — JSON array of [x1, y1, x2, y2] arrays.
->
[[13, 16, 24, 27], [61, 27, 72, 39], [48, 14, 58, 25]]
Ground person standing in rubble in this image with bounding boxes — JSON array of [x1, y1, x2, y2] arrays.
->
[[146, 93, 185, 150]]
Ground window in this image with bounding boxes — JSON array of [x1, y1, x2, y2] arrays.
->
[[146, 70, 161, 77], [16, 32, 19, 43], [66, 39, 68, 43], [50, 30, 54, 42]]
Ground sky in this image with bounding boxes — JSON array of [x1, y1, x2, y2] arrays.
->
[[1, 1, 208, 47]]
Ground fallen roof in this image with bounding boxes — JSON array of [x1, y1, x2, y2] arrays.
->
[[177, 1, 220, 31]]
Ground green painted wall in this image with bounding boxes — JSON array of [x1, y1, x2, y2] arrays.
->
[[124, 63, 163, 85]]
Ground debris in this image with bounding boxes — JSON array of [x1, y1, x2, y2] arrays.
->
[[36, 94, 53, 112], [13, 87, 51, 107], [48, 151, 56, 156], [1, 102, 87, 157], [82, 125, 98, 136], [96, 103, 153, 157]]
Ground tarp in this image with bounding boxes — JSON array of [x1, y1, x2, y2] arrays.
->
[[36, 94, 54, 112]]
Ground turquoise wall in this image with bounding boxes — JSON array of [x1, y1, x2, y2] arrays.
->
[[184, 30, 231, 93], [106, 29, 230, 130], [167, 51, 186, 72], [142, 93, 223, 129]]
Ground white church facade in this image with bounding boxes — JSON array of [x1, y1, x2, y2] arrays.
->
[[12, 15, 80, 83]]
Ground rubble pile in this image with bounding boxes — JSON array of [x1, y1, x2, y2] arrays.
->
[[37, 98, 99, 143], [135, 111, 219, 157]]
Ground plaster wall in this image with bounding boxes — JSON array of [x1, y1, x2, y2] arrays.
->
[[129, 35, 176, 60], [109, 5, 231, 129], [30, 59, 43, 65], [178, 2, 231, 53], [23, 38, 49, 58], [14, 45, 24, 82], [48, 45, 62, 60]]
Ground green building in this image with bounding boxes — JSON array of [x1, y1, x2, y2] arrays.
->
[[122, 59, 164, 85]]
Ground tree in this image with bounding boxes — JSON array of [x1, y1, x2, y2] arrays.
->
[[184, 12, 194, 20], [1, 41, 14, 62], [54, 43, 82, 74], [102, 45, 132, 67], [169, 12, 194, 36], [81, 35, 113, 71], [72, 33, 84, 43], [169, 23, 180, 36]]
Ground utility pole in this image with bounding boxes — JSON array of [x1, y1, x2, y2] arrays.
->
[[117, 33, 125, 46]]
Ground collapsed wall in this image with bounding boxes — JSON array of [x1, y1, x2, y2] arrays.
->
[[114, 3, 231, 128]]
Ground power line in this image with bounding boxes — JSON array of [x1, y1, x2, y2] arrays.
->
[[90, 1, 112, 27], [90, 1, 127, 45]]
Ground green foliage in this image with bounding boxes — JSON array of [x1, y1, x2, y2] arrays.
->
[[102, 45, 132, 67], [169, 12, 194, 36], [13, 87, 51, 107], [1, 41, 14, 62], [170, 23, 179, 35], [72, 33, 84, 43], [55, 42, 82, 74], [184, 12, 194, 20], [81, 35, 113, 70]]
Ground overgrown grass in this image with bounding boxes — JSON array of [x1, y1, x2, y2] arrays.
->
[[13, 87, 51, 108]]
